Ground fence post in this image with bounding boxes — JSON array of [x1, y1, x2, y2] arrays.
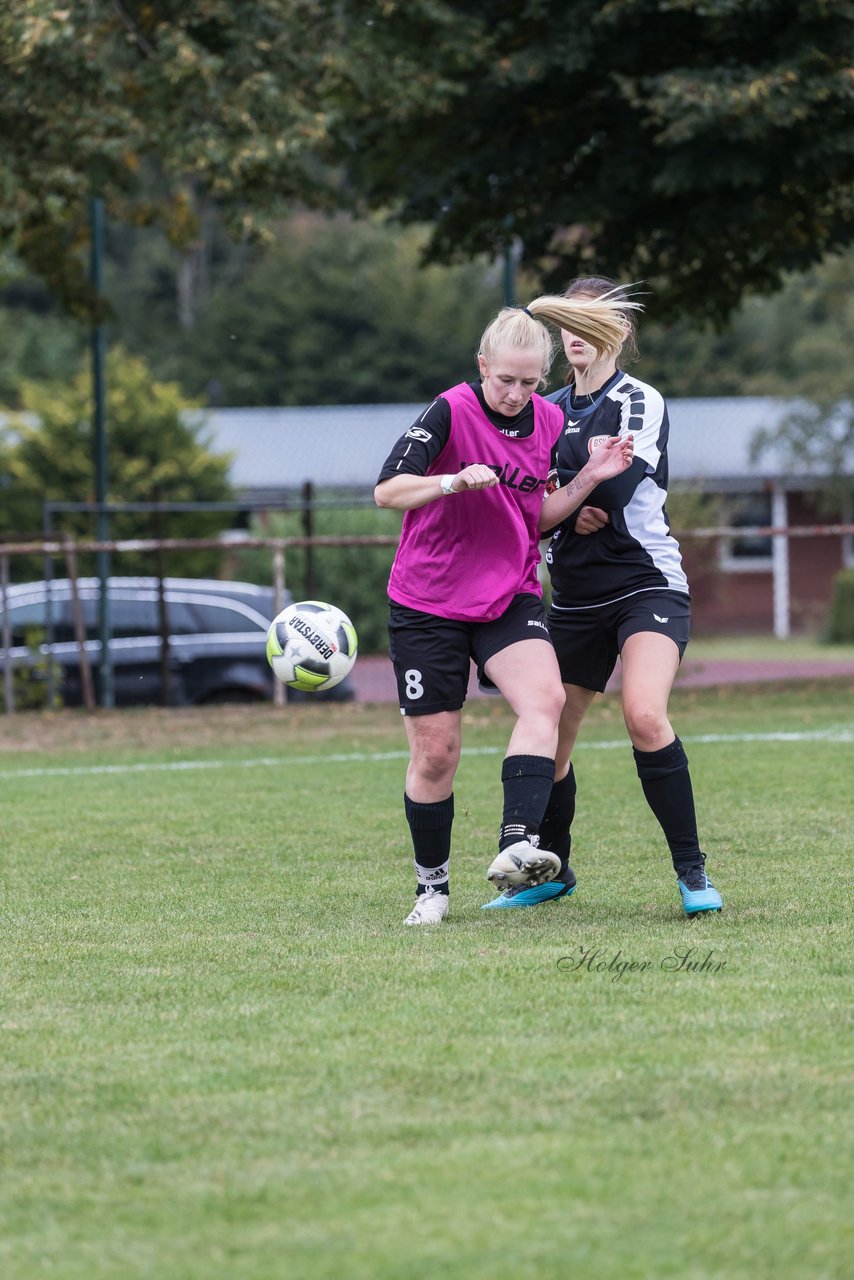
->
[[302, 481, 315, 598], [43, 503, 56, 709], [272, 541, 285, 707], [64, 536, 96, 712], [153, 494, 173, 707], [1, 554, 14, 714], [772, 486, 790, 640], [90, 196, 114, 708]]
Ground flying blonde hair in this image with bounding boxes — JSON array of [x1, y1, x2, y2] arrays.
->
[[477, 293, 643, 387]]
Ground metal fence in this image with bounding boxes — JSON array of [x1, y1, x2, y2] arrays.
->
[[0, 533, 398, 714], [1, 523, 852, 714]]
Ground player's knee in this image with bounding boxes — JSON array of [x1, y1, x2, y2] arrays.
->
[[518, 684, 565, 740], [624, 704, 669, 750], [413, 755, 458, 791], [411, 734, 460, 788], [547, 681, 567, 725]]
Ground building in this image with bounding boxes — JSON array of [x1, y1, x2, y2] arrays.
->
[[4, 396, 848, 637], [200, 396, 853, 639]]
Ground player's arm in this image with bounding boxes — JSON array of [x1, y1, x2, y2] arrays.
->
[[582, 456, 647, 509], [584, 385, 666, 509], [374, 396, 501, 511], [539, 434, 634, 533], [375, 465, 499, 511], [374, 398, 450, 510], [567, 384, 666, 528]]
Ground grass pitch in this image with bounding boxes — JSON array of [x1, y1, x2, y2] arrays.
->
[[0, 681, 851, 1279]]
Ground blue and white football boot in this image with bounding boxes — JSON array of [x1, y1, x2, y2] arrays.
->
[[486, 840, 561, 891], [483, 862, 576, 910], [677, 863, 723, 915]]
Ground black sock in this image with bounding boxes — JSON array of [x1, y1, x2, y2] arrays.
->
[[405, 793, 453, 895], [498, 754, 556, 850], [633, 737, 703, 876], [537, 765, 576, 868]]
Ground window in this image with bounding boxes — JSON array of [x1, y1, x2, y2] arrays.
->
[[720, 493, 773, 572], [4, 598, 50, 647], [72, 595, 195, 640], [109, 597, 197, 638], [2, 594, 79, 646], [189, 601, 267, 634]]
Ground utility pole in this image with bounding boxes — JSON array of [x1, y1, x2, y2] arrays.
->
[[503, 244, 516, 307], [90, 196, 114, 707], [503, 236, 523, 308]]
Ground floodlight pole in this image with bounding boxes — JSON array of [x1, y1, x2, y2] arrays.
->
[[90, 196, 114, 707], [503, 245, 516, 307]]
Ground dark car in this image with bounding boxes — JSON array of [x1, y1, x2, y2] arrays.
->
[[0, 576, 354, 707]]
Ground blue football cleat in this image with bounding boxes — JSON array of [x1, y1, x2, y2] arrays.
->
[[677, 864, 723, 915], [483, 864, 576, 910]]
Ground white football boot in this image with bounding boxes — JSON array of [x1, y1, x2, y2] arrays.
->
[[486, 841, 561, 889], [403, 886, 450, 926]]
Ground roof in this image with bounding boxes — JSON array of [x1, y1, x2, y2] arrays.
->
[[667, 397, 794, 487], [4, 397, 845, 499], [197, 396, 832, 495]]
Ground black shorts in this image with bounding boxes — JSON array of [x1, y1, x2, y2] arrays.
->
[[547, 590, 691, 693], [388, 593, 551, 716]]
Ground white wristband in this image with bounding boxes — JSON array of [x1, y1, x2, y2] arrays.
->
[[440, 474, 456, 496]]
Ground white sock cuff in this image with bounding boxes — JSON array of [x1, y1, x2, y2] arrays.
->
[[414, 859, 450, 887]]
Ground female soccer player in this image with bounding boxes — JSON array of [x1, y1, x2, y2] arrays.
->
[[489, 276, 723, 916], [375, 297, 636, 925]]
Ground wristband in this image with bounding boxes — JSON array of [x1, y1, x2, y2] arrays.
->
[[440, 474, 456, 496]]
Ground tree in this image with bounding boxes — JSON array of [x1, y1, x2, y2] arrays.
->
[[0, 1, 342, 316], [1, 2, 851, 325], [751, 398, 854, 514], [113, 214, 504, 405], [0, 292, 85, 407], [611, 251, 854, 400], [1, 348, 234, 579], [332, 0, 854, 320]]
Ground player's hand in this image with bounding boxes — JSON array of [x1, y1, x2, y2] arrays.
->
[[452, 464, 499, 492], [575, 505, 609, 535], [587, 433, 634, 480]]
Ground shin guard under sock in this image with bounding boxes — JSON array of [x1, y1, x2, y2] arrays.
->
[[498, 754, 556, 851], [405, 792, 454, 895], [633, 737, 703, 875], [537, 765, 576, 867]]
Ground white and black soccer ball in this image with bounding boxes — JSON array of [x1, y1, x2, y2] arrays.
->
[[265, 600, 358, 693]]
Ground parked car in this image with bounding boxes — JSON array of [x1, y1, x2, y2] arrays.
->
[[0, 576, 355, 707]]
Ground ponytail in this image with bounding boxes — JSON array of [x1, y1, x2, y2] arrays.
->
[[525, 293, 642, 366], [476, 291, 642, 386]]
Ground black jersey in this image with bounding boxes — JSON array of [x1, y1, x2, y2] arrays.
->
[[545, 370, 688, 609], [376, 382, 563, 482]]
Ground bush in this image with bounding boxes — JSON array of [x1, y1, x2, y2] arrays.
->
[[8, 627, 63, 711], [826, 569, 854, 643], [2, 348, 234, 582]]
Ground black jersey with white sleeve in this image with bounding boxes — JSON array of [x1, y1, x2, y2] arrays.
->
[[545, 370, 689, 609], [376, 383, 563, 483]]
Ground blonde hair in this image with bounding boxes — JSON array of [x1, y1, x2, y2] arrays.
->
[[477, 308, 555, 386], [562, 276, 642, 363], [477, 293, 642, 388]]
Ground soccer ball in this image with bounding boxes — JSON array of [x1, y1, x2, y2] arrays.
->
[[265, 600, 358, 693]]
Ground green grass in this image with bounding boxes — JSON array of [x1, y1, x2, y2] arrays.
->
[[0, 683, 852, 1279], [687, 634, 854, 661]]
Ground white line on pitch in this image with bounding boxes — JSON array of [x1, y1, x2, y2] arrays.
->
[[0, 726, 851, 781]]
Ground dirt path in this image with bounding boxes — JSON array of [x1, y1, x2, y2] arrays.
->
[[348, 653, 854, 702]]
